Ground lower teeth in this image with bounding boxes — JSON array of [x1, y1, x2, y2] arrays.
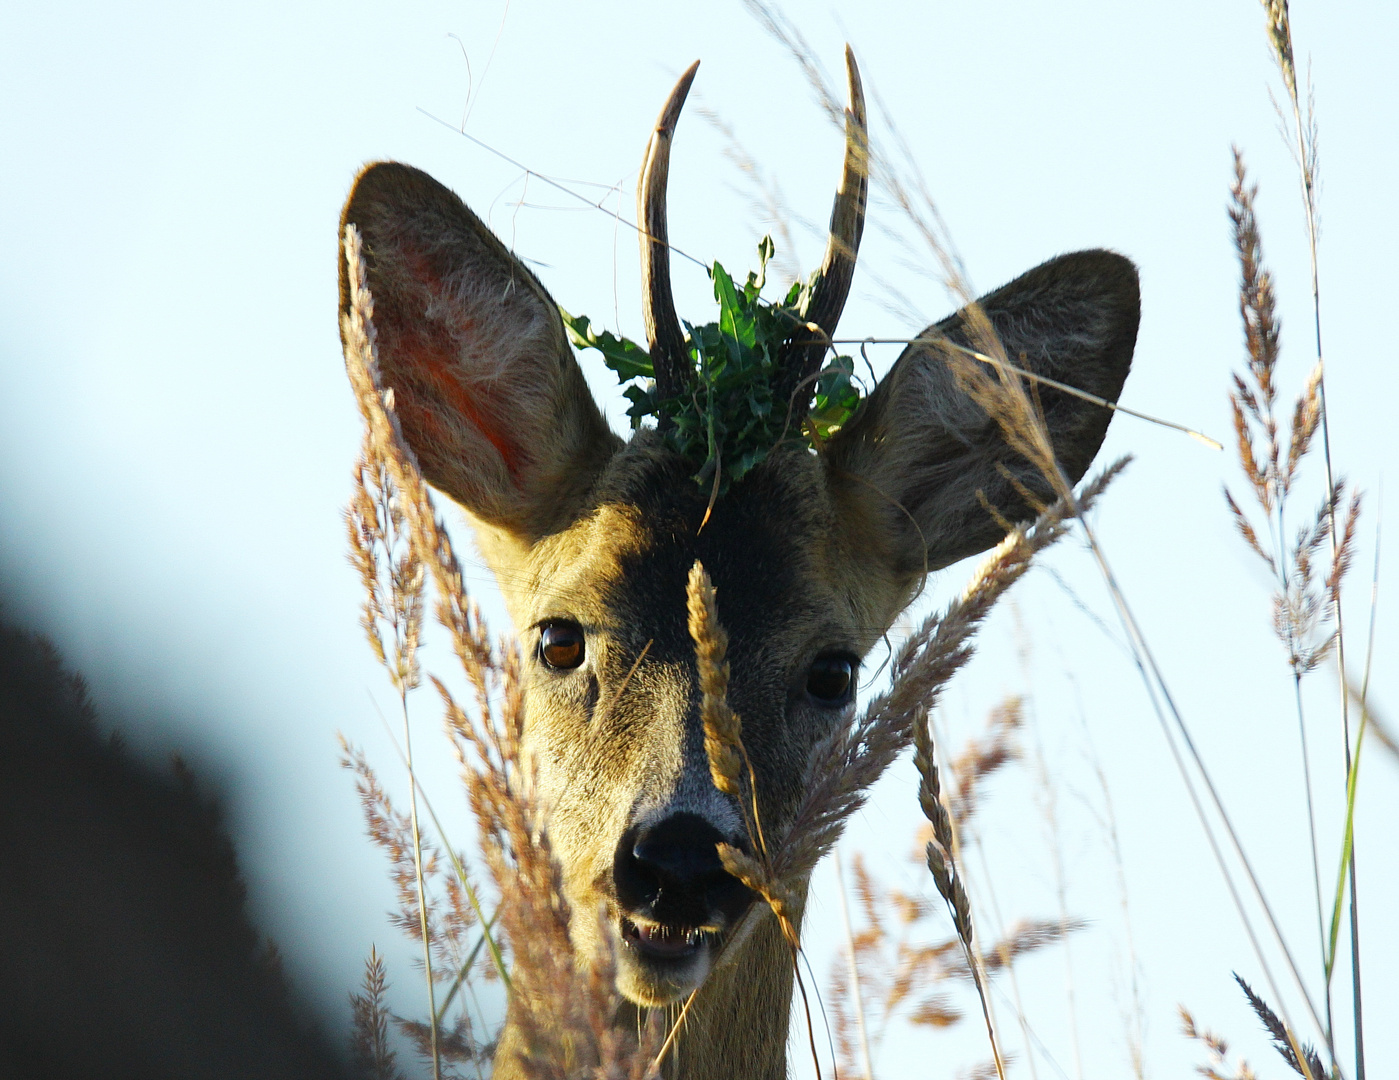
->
[[631, 922, 702, 948]]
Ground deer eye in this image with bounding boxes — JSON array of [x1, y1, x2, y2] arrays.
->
[[539, 622, 586, 670], [805, 654, 855, 706]]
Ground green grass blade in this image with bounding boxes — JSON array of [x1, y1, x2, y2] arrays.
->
[[1325, 699, 1367, 980]]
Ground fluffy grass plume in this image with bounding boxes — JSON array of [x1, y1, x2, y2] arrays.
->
[[827, 698, 1082, 1078], [342, 223, 663, 1078]]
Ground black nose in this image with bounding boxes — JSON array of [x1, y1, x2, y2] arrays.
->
[[613, 813, 751, 924]]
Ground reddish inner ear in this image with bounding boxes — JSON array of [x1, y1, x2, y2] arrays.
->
[[373, 255, 529, 484]]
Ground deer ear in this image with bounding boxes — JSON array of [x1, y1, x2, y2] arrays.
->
[[826, 249, 1139, 574], [338, 162, 621, 543]]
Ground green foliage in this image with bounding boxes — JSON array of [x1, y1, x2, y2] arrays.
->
[[561, 237, 862, 496]]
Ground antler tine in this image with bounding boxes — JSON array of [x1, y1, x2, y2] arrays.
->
[[779, 46, 869, 415], [638, 60, 700, 409]]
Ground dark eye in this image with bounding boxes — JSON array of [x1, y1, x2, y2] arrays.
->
[[806, 654, 855, 706], [539, 621, 585, 670]]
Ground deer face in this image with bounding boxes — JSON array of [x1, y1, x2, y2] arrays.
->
[[495, 440, 906, 1003], [338, 58, 1139, 1008]]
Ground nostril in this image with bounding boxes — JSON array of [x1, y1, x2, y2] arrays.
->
[[632, 813, 726, 890], [613, 813, 750, 920]]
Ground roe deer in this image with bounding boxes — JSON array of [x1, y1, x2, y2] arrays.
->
[[337, 50, 1140, 1079]]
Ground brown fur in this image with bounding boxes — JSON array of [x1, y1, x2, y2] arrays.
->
[[339, 159, 1139, 1078]]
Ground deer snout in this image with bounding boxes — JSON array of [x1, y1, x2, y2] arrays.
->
[[613, 813, 752, 930]]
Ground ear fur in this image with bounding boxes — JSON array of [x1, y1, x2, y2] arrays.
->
[[826, 249, 1139, 575], [338, 162, 620, 543]]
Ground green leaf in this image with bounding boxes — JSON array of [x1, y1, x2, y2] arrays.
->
[[559, 308, 653, 380], [564, 235, 865, 497], [810, 354, 861, 437], [711, 263, 752, 360], [621, 384, 655, 427], [745, 236, 775, 301]]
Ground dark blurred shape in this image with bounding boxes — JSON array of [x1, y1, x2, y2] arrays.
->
[[0, 617, 350, 1080]]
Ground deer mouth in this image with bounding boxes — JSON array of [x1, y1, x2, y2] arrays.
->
[[610, 813, 754, 1004], [613, 912, 728, 1005], [619, 915, 716, 962], [611, 890, 752, 1006]]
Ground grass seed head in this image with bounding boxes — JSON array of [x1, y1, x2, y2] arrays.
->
[[688, 561, 746, 800]]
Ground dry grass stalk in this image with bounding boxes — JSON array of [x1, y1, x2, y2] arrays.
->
[[346, 425, 442, 1076], [1227, 149, 1286, 511], [688, 561, 774, 866], [767, 461, 1119, 1080], [1325, 492, 1362, 623], [826, 698, 1081, 1078], [691, 539, 1104, 1080], [1225, 147, 1365, 1071], [1180, 1007, 1260, 1080], [1224, 151, 1356, 677], [687, 562, 799, 940], [343, 223, 663, 1079], [687, 566, 743, 803], [733, 57, 1309, 1068], [1271, 486, 1345, 676], [945, 697, 1022, 827], [342, 230, 494, 724], [1256, 6, 1366, 1071], [1261, 0, 1298, 101], [769, 458, 1123, 900], [347, 441, 426, 697], [768, 464, 1116, 1077], [686, 561, 825, 1078], [339, 742, 443, 954], [340, 738, 493, 1073], [914, 699, 1005, 1078], [1235, 975, 1328, 1080], [352, 947, 406, 1080], [747, 13, 1342, 1065], [787, 9, 1349, 1061], [1183, 975, 1332, 1080]]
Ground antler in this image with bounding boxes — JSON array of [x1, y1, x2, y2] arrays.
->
[[638, 60, 701, 410], [777, 46, 869, 417], [638, 52, 867, 425]]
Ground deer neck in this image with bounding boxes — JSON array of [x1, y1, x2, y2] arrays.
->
[[642, 903, 802, 1080], [491, 898, 804, 1080]]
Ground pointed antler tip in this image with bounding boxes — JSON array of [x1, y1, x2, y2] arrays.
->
[[776, 47, 870, 411], [639, 62, 700, 400], [656, 62, 701, 134], [845, 50, 866, 119]]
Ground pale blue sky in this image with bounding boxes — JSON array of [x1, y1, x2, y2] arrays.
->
[[1, 2, 1394, 1077]]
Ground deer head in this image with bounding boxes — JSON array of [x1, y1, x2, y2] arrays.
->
[[338, 51, 1138, 1077]]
